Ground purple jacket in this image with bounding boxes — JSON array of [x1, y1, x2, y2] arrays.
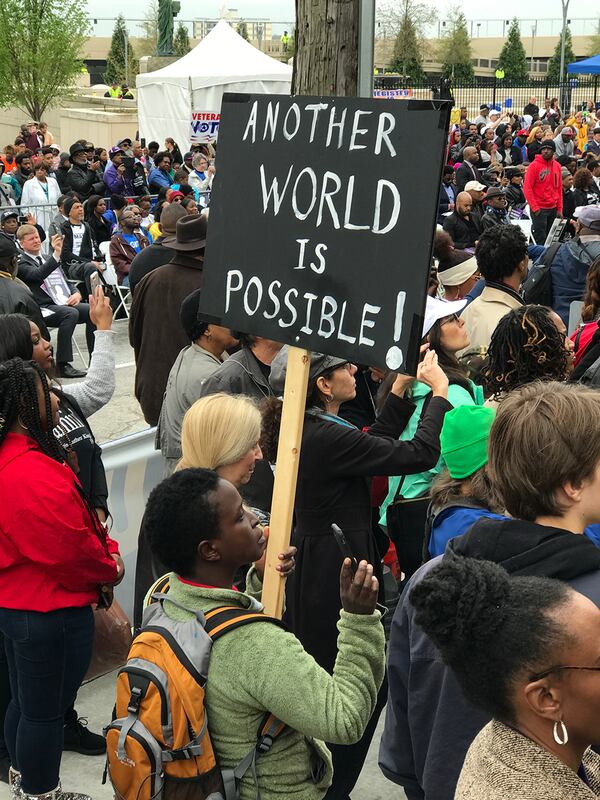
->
[[103, 161, 128, 195]]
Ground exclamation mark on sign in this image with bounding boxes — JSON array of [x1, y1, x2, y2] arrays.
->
[[385, 291, 406, 370]]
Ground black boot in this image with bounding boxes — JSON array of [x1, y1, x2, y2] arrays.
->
[[63, 710, 106, 756]]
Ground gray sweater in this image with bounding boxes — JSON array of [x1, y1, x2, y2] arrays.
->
[[58, 330, 115, 417], [156, 343, 225, 470]]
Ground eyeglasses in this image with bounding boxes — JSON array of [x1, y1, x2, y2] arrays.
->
[[440, 313, 461, 326], [529, 665, 600, 681]]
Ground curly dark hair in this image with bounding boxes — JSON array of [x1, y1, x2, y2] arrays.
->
[[410, 555, 572, 723], [581, 256, 600, 323], [573, 167, 593, 191], [144, 468, 220, 577], [483, 305, 570, 397], [475, 225, 528, 283]]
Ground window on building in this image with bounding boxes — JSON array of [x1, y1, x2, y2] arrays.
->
[[491, 59, 499, 68], [479, 59, 490, 67], [471, 58, 478, 66]]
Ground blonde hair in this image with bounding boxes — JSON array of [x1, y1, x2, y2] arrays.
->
[[178, 393, 261, 472]]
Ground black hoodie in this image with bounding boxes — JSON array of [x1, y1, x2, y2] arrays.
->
[[379, 517, 600, 800]]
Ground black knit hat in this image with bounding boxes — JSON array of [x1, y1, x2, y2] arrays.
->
[[540, 139, 556, 152]]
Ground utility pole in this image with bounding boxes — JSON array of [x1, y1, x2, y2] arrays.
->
[[124, 27, 128, 85], [558, 0, 570, 106], [358, 0, 375, 98]]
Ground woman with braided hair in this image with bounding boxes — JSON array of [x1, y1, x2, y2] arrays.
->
[[482, 304, 574, 404], [0, 358, 120, 800], [411, 555, 600, 799]]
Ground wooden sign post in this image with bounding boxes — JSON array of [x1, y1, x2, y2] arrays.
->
[[261, 346, 310, 618], [198, 94, 452, 617]]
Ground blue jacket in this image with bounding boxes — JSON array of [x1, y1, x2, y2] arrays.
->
[[147, 167, 171, 192], [428, 505, 505, 558], [550, 237, 600, 326], [379, 517, 600, 800]]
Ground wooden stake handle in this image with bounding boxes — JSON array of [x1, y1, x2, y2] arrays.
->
[[261, 346, 310, 618]]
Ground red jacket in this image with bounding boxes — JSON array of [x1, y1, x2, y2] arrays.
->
[[0, 434, 119, 612], [523, 154, 563, 214]]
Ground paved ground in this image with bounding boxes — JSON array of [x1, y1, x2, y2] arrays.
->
[[0, 320, 404, 799]]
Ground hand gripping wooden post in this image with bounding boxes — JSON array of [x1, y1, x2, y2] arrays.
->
[[261, 346, 311, 619]]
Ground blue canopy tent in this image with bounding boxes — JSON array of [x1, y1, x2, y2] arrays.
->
[[567, 54, 600, 74]]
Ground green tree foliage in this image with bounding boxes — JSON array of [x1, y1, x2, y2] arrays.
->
[[497, 18, 528, 82], [173, 21, 190, 56], [237, 21, 249, 41], [105, 15, 137, 85], [547, 26, 576, 81], [438, 9, 474, 82], [388, 0, 429, 80], [0, 0, 89, 120], [138, 0, 159, 58], [588, 19, 600, 56]]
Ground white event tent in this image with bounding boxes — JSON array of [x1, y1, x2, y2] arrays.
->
[[136, 19, 292, 147]]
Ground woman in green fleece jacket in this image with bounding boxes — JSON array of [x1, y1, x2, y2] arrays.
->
[[143, 467, 385, 800]]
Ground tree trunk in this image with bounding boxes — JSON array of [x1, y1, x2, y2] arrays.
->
[[293, 0, 359, 96]]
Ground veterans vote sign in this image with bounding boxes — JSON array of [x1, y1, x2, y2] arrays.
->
[[200, 94, 451, 371]]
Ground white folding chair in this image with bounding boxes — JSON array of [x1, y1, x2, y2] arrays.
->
[[99, 242, 132, 319]]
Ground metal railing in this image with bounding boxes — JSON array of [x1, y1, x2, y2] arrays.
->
[[373, 75, 600, 116], [0, 192, 212, 233]]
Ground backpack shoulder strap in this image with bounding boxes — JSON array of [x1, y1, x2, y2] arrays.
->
[[541, 241, 562, 267], [204, 606, 287, 641]]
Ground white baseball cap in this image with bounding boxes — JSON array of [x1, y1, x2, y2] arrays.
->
[[422, 296, 468, 337]]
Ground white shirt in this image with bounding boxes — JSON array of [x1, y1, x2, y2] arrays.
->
[[71, 223, 85, 256]]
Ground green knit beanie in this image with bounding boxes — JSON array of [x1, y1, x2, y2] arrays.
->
[[440, 405, 496, 480]]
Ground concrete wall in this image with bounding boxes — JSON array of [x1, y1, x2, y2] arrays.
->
[[0, 95, 138, 152]]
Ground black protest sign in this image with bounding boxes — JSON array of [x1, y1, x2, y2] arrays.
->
[[199, 94, 451, 372]]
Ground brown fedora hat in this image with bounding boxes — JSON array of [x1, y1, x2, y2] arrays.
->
[[170, 214, 207, 251], [160, 203, 187, 245]]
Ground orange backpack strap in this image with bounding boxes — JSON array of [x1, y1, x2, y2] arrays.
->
[[204, 605, 287, 641]]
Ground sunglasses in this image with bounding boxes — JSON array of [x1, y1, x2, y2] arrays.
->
[[529, 665, 600, 682], [440, 313, 461, 326]]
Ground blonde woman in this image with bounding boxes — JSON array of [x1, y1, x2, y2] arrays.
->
[[134, 393, 263, 628]]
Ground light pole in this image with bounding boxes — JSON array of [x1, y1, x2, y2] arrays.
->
[[124, 27, 128, 85], [558, 0, 570, 103], [530, 24, 536, 75]]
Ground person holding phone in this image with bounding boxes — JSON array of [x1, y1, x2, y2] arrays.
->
[[0, 357, 120, 798], [144, 468, 384, 800], [261, 347, 451, 799]]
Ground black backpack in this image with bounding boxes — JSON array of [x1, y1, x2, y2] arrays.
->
[[521, 242, 561, 306]]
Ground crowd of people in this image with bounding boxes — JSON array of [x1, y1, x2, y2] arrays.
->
[[2, 94, 600, 800]]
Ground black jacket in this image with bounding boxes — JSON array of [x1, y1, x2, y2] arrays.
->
[[438, 183, 456, 222], [129, 252, 203, 425], [442, 211, 479, 249], [128, 240, 175, 294], [286, 394, 451, 674], [455, 161, 480, 192], [505, 182, 526, 208], [380, 517, 600, 800], [53, 392, 108, 512], [16, 251, 65, 308], [55, 166, 71, 193], [61, 219, 97, 264], [65, 163, 105, 200], [87, 213, 112, 248], [0, 271, 49, 336]]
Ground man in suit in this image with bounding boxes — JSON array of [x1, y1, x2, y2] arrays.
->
[[0, 236, 49, 336], [16, 224, 94, 378], [438, 166, 456, 223], [455, 146, 481, 192]]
